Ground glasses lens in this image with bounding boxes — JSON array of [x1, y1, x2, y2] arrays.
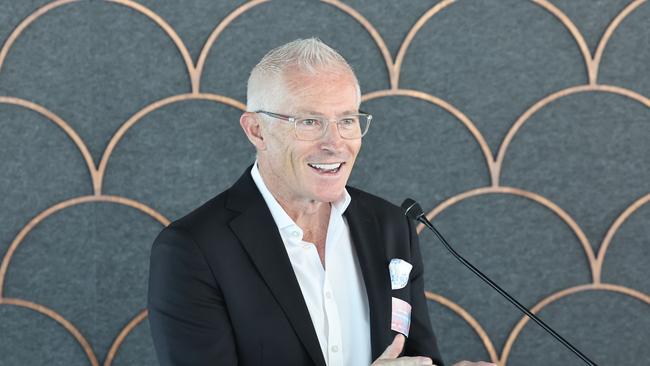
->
[[295, 117, 325, 140], [338, 115, 369, 139], [294, 115, 371, 140]]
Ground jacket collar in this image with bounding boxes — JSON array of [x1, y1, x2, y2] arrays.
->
[[344, 190, 392, 360], [226, 168, 326, 366]]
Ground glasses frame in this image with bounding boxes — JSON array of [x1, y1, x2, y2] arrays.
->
[[254, 110, 372, 141]]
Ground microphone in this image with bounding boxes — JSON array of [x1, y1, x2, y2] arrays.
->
[[401, 198, 598, 366]]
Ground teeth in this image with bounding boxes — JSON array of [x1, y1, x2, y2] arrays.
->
[[309, 162, 342, 171]]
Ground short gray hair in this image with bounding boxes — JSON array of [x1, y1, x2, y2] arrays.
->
[[246, 38, 360, 112]]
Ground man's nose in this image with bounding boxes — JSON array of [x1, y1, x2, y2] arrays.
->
[[321, 120, 343, 143]]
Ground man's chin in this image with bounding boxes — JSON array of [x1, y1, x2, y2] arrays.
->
[[319, 190, 347, 204]]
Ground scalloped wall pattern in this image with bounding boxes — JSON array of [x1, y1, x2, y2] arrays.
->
[[0, 1, 648, 365]]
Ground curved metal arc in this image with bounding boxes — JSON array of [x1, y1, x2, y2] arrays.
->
[[0, 96, 98, 193], [103, 309, 148, 366], [0, 0, 80, 75], [362, 89, 496, 185], [0, 195, 169, 298], [0, 0, 198, 92], [596, 193, 650, 283], [499, 283, 649, 365], [533, 0, 595, 84], [592, 0, 647, 84], [320, 0, 395, 89], [419, 186, 597, 283], [194, 0, 268, 93], [96, 93, 245, 194], [106, 0, 196, 92], [393, 0, 456, 89], [425, 291, 499, 363], [495, 84, 650, 185], [0, 297, 100, 366]]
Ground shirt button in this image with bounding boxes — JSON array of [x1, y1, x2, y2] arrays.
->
[[325, 292, 332, 299], [331, 345, 339, 353], [291, 231, 300, 237]]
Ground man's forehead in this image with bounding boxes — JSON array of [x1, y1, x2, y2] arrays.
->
[[273, 68, 360, 113]]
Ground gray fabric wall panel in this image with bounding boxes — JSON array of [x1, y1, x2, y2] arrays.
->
[[0, 103, 90, 267], [599, 3, 650, 95], [0, 1, 648, 365], [350, 95, 490, 209], [398, 0, 586, 153], [201, 1, 388, 101], [4, 203, 162, 360], [102, 99, 255, 220], [0, 304, 90, 365]]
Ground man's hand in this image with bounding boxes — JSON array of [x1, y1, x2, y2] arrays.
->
[[452, 361, 497, 366], [372, 334, 434, 366]]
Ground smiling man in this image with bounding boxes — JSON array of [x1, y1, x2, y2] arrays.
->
[[148, 38, 494, 366]]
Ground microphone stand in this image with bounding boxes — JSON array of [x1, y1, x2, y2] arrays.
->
[[401, 199, 598, 366]]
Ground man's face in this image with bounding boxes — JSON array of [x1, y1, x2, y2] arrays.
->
[[257, 69, 362, 205]]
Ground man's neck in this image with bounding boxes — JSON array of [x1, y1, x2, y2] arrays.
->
[[265, 180, 331, 230]]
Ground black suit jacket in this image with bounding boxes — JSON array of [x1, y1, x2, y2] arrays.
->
[[148, 168, 444, 366]]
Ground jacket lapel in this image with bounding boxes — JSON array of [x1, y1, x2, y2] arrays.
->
[[226, 170, 326, 366], [344, 192, 392, 361]]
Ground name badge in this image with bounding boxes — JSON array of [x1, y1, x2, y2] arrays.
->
[[391, 297, 412, 336]]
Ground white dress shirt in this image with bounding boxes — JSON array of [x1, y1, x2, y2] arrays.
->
[[251, 163, 372, 366]]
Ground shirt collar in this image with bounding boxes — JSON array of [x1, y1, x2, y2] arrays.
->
[[250, 161, 351, 233]]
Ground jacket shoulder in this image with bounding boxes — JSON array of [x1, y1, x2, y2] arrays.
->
[[168, 190, 234, 236], [346, 186, 404, 218]]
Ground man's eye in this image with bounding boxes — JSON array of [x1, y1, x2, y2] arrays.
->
[[301, 119, 321, 127], [340, 118, 358, 127]]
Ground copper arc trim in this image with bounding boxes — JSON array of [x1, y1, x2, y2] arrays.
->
[[320, 0, 395, 89], [362, 89, 496, 185], [533, 0, 594, 84], [194, 0, 269, 93], [534, 0, 646, 85], [425, 291, 499, 363], [0, 297, 99, 366], [103, 309, 148, 366], [0, 0, 79, 74], [0, 0, 198, 92], [393, 0, 456, 89], [596, 193, 650, 283], [499, 283, 650, 365], [0, 96, 97, 192], [106, 0, 196, 92], [494, 84, 650, 185], [417, 186, 596, 283], [592, 0, 647, 84], [96, 93, 245, 193], [0, 195, 169, 298]]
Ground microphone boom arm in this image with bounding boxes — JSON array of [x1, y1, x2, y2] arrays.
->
[[402, 199, 598, 366]]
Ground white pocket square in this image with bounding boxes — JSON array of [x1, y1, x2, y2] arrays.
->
[[389, 258, 413, 290]]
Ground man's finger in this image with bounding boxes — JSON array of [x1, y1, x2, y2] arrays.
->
[[378, 334, 406, 359]]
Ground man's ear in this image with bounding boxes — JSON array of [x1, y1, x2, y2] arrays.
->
[[240, 112, 267, 151]]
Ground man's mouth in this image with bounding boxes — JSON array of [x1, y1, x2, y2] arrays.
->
[[308, 162, 343, 174]]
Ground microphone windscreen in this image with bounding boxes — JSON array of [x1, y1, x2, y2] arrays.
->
[[401, 198, 424, 220]]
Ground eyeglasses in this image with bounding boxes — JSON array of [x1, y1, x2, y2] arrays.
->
[[255, 110, 372, 141]]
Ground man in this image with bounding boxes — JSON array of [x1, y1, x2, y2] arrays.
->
[[148, 38, 494, 366]]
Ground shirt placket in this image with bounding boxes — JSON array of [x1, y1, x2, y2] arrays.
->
[[323, 212, 344, 366], [322, 272, 343, 366]]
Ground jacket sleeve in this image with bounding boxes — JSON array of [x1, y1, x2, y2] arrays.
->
[[147, 225, 238, 366], [403, 216, 445, 366]]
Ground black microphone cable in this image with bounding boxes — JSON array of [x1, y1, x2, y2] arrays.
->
[[401, 198, 599, 366]]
